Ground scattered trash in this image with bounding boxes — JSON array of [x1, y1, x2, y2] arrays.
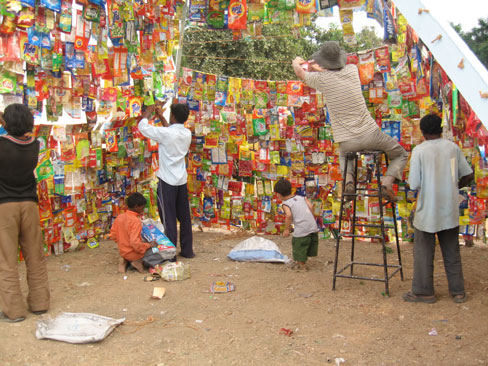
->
[[429, 328, 438, 336], [76, 282, 91, 287], [87, 238, 99, 249], [455, 335, 462, 340], [210, 282, 235, 293], [151, 287, 166, 300], [335, 357, 345, 365], [155, 262, 190, 281], [298, 293, 313, 298], [195, 320, 203, 323], [123, 276, 128, 280], [143, 275, 159, 282], [279, 328, 293, 336], [228, 236, 290, 263], [36, 312, 125, 344], [122, 309, 127, 312], [60, 265, 70, 272]]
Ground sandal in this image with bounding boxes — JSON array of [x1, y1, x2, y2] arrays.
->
[[403, 291, 436, 303], [453, 293, 467, 303], [0, 311, 25, 323], [287, 261, 308, 271], [381, 186, 397, 203]]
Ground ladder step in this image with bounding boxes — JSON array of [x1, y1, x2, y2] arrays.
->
[[341, 192, 395, 200], [352, 223, 396, 229], [339, 234, 383, 239]]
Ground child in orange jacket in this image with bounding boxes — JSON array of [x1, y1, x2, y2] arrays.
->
[[110, 192, 156, 273]]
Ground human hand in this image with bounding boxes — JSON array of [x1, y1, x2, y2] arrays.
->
[[150, 241, 159, 248], [283, 229, 290, 237], [293, 56, 306, 65], [309, 61, 324, 72], [0, 112, 4, 126], [142, 104, 155, 119], [155, 104, 165, 119]]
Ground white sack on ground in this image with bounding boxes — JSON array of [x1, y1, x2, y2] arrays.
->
[[36, 312, 125, 344], [228, 236, 290, 263]]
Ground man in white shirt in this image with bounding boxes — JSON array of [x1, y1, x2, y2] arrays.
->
[[292, 41, 408, 202], [404, 114, 473, 304], [138, 103, 195, 258]]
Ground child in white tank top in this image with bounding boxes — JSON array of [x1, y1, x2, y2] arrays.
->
[[274, 178, 319, 270]]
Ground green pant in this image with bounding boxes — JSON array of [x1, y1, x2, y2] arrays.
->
[[292, 233, 319, 262]]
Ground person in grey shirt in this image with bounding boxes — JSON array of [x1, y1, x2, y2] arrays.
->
[[404, 114, 473, 304]]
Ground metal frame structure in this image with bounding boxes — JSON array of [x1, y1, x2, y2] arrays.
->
[[392, 0, 488, 127], [332, 151, 404, 296]]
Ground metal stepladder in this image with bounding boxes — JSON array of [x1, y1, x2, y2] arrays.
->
[[332, 150, 403, 296]]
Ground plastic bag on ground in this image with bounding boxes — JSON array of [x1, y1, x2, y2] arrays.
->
[[228, 236, 290, 263], [155, 261, 190, 281], [36, 312, 125, 344]]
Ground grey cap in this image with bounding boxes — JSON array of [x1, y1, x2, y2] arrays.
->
[[311, 41, 347, 69]]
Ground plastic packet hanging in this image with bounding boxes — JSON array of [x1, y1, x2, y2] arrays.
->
[[295, 0, 316, 13], [40, 0, 61, 13], [20, 0, 34, 7], [228, 0, 247, 30], [58, 0, 72, 33], [83, 3, 100, 22], [358, 50, 374, 85], [0, 13, 17, 34], [17, 6, 35, 28], [0, 72, 17, 93]]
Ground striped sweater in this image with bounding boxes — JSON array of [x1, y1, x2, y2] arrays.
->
[[305, 64, 378, 143]]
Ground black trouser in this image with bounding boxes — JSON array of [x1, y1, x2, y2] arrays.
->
[[412, 227, 465, 296], [157, 178, 194, 257]]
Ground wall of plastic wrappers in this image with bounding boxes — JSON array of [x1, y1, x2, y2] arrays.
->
[[1, 0, 487, 258]]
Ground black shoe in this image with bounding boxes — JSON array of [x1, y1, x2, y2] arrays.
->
[[179, 252, 196, 259], [30, 310, 48, 315]]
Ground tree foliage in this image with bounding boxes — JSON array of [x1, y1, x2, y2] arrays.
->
[[452, 18, 488, 69], [181, 22, 383, 80]]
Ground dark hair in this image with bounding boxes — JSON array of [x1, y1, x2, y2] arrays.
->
[[274, 178, 292, 196], [3, 103, 34, 137], [170, 103, 190, 124], [420, 114, 443, 135], [127, 192, 147, 209]]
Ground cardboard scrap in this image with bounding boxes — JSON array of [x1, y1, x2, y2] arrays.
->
[[151, 287, 166, 299]]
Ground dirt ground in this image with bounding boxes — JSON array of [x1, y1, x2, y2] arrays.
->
[[1, 230, 488, 366]]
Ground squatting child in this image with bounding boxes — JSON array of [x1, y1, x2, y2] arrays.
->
[[274, 178, 319, 270], [110, 192, 157, 273]]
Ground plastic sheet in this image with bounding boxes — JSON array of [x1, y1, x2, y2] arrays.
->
[[36, 312, 125, 344], [228, 236, 290, 263]]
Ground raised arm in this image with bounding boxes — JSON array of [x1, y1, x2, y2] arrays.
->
[[292, 57, 307, 81], [137, 105, 166, 142], [155, 103, 170, 127]]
